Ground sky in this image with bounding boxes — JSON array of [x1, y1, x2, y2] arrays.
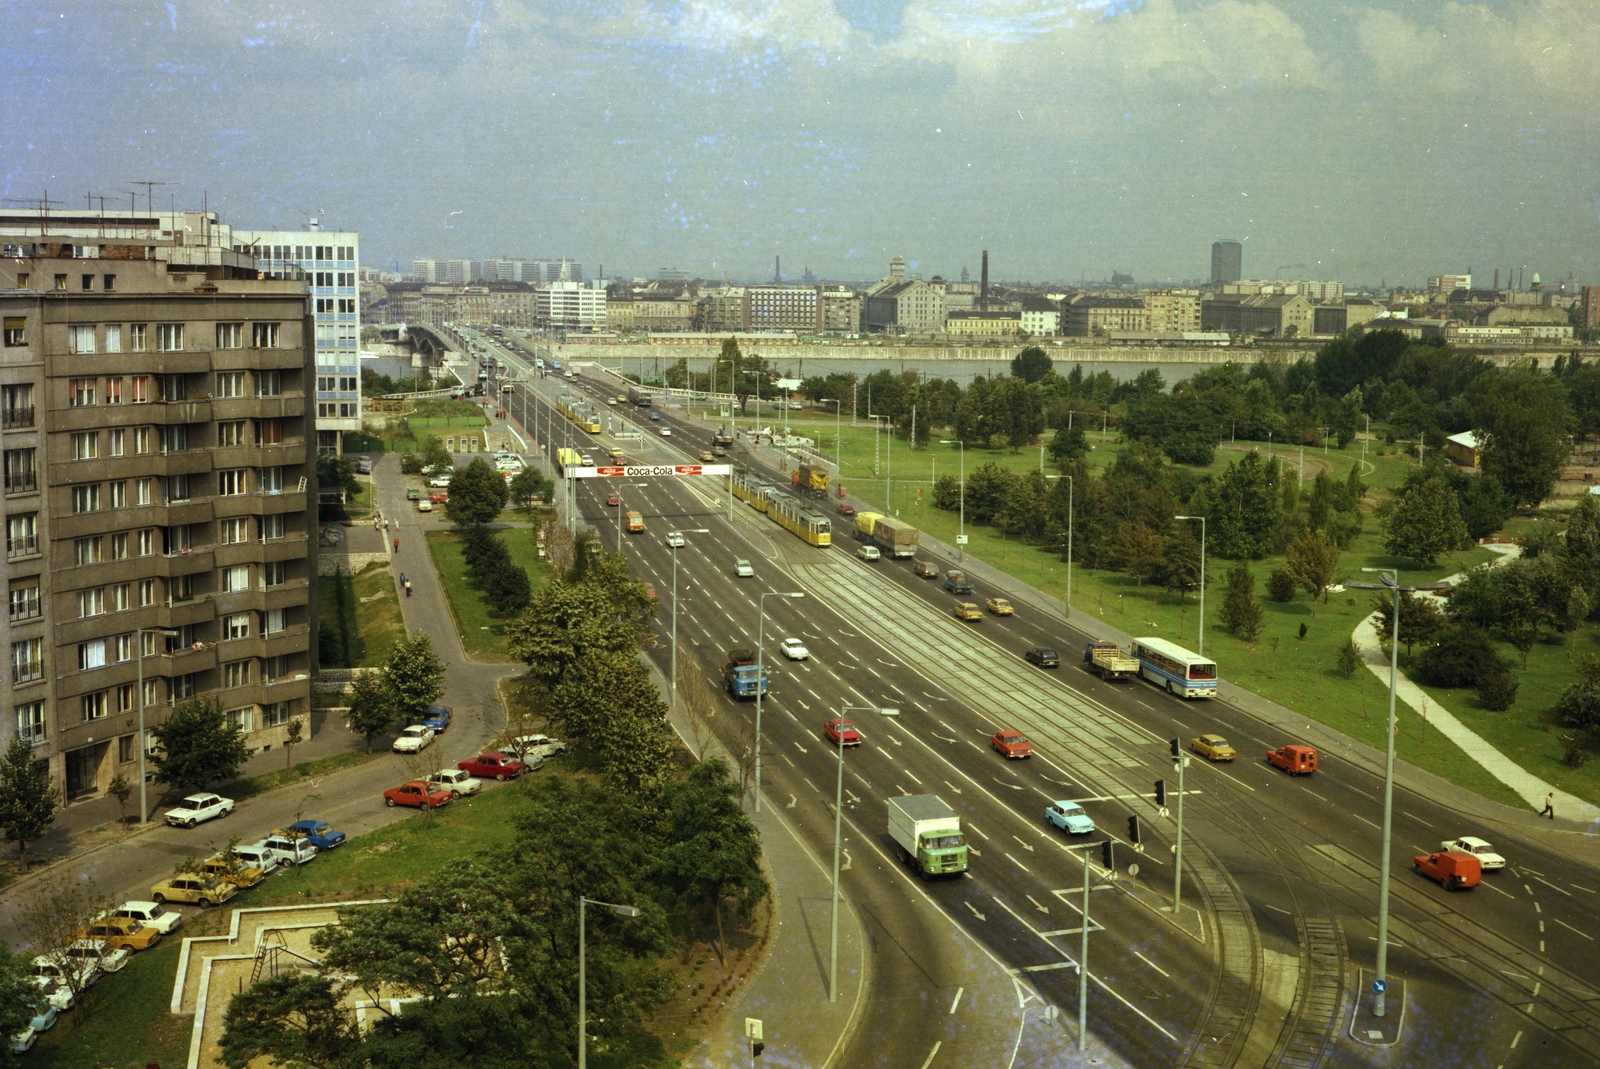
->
[[3, 0, 1598, 287]]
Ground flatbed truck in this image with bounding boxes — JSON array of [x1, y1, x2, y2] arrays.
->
[[1084, 640, 1140, 681]]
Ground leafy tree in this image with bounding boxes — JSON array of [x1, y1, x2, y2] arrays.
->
[[1459, 473, 1513, 541], [18, 875, 116, 1011], [1048, 424, 1088, 464], [508, 580, 651, 688], [1470, 368, 1573, 509], [1113, 521, 1164, 586], [316, 453, 360, 501], [1415, 625, 1505, 688], [1477, 669, 1519, 711], [1383, 477, 1469, 567], [0, 733, 59, 870], [1284, 529, 1340, 613], [0, 941, 41, 1055], [1010, 346, 1053, 384], [445, 459, 510, 526], [1555, 656, 1600, 733], [221, 973, 360, 1069], [933, 474, 962, 511], [385, 633, 447, 723], [151, 698, 254, 791], [1210, 452, 1280, 559], [508, 467, 552, 516], [1122, 392, 1222, 466], [1218, 564, 1263, 639], [347, 670, 397, 754], [1499, 557, 1561, 669], [657, 759, 768, 966], [1337, 640, 1363, 679], [1371, 592, 1445, 663], [1266, 568, 1298, 603], [421, 436, 455, 475], [1160, 524, 1202, 602]]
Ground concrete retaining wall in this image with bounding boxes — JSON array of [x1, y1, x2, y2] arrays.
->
[[318, 552, 388, 576]]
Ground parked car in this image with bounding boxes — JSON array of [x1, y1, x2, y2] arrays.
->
[[836, 503, 856, 517], [857, 545, 881, 562], [228, 843, 283, 877], [1045, 800, 1095, 835], [383, 780, 454, 810], [149, 874, 238, 908], [417, 500, 433, 513], [257, 833, 320, 867], [13, 1002, 58, 1052], [985, 597, 1015, 616], [1190, 734, 1237, 762], [952, 601, 982, 622], [355, 456, 373, 475], [28, 976, 74, 1013], [284, 820, 347, 851], [457, 752, 528, 781], [32, 953, 101, 994], [430, 490, 449, 503], [1414, 850, 1482, 891], [165, 793, 234, 829], [734, 559, 755, 578], [1024, 646, 1060, 668], [429, 473, 453, 488], [780, 638, 809, 660], [76, 915, 161, 952], [1439, 836, 1506, 871], [199, 855, 268, 889], [426, 768, 483, 798], [108, 901, 182, 935], [665, 531, 686, 548], [823, 718, 862, 747], [393, 724, 436, 753], [421, 705, 453, 733], [1267, 744, 1318, 775], [912, 560, 939, 579], [991, 729, 1032, 759], [65, 939, 131, 974], [510, 734, 567, 760]]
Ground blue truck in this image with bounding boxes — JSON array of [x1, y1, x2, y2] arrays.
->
[[943, 569, 975, 595], [723, 648, 770, 700]]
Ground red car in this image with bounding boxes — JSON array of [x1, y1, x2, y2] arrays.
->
[[823, 718, 862, 747], [383, 780, 453, 810], [991, 729, 1032, 759], [836, 503, 856, 517], [430, 490, 449, 504], [606, 492, 621, 507], [643, 581, 657, 599], [458, 752, 526, 781]]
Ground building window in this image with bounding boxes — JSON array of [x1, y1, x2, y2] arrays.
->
[[110, 481, 127, 508], [263, 560, 287, 587], [226, 706, 253, 732], [265, 608, 287, 635], [167, 523, 192, 554], [223, 660, 250, 688], [261, 513, 285, 541], [5, 448, 37, 494], [11, 274, 23, 290], [129, 324, 147, 351], [215, 323, 243, 349], [166, 474, 190, 505], [2, 317, 24, 347], [220, 518, 248, 545], [6, 513, 37, 558], [252, 323, 280, 348], [8, 579, 40, 622], [155, 324, 184, 351], [143, 679, 161, 706], [171, 574, 193, 603], [259, 466, 283, 494], [105, 377, 122, 404], [257, 370, 281, 397], [218, 469, 247, 496], [217, 372, 246, 398], [225, 613, 251, 640], [81, 692, 108, 721], [112, 583, 130, 612], [162, 374, 187, 402], [118, 732, 133, 762], [137, 529, 154, 556], [69, 325, 95, 353], [138, 578, 155, 606], [81, 274, 93, 292], [133, 427, 151, 454], [15, 702, 45, 744], [221, 564, 250, 592], [131, 375, 149, 403], [263, 702, 290, 727], [160, 425, 187, 453], [72, 484, 102, 513], [70, 378, 96, 406], [12, 638, 43, 684], [1, 384, 33, 428], [103, 274, 115, 292], [79, 639, 107, 671], [258, 418, 282, 445], [77, 588, 105, 618], [73, 536, 103, 566], [70, 431, 99, 460], [108, 428, 125, 457], [54, 274, 66, 291], [115, 634, 133, 663], [218, 420, 246, 446], [111, 532, 128, 559]]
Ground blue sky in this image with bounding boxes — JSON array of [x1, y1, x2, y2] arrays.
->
[[4, 0, 1597, 286]]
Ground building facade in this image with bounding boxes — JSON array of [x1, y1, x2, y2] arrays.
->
[[1020, 297, 1060, 336], [819, 287, 862, 334], [235, 230, 361, 455], [536, 282, 607, 330], [1141, 290, 1201, 334], [1211, 241, 1242, 284], [945, 311, 1022, 336], [863, 279, 944, 333], [1066, 297, 1147, 336], [0, 209, 316, 800]]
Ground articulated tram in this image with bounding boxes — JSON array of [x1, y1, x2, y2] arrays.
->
[[726, 470, 832, 548]]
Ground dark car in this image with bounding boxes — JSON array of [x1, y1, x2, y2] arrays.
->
[[836, 503, 856, 517], [912, 560, 939, 579], [1024, 646, 1060, 668], [283, 820, 347, 851]]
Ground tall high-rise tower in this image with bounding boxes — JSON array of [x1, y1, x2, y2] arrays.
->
[[1211, 240, 1242, 284]]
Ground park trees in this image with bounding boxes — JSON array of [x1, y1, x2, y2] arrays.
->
[[151, 698, 254, 791], [1217, 564, 1263, 639], [0, 733, 59, 870], [1470, 368, 1573, 509], [1382, 476, 1469, 567], [1010, 346, 1053, 383], [445, 458, 510, 526], [657, 759, 768, 967], [1370, 592, 1445, 663], [1284, 528, 1340, 614], [1209, 451, 1280, 559], [347, 671, 398, 754], [385, 633, 447, 723]]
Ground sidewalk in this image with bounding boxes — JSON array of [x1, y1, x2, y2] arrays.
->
[[647, 658, 868, 1069]]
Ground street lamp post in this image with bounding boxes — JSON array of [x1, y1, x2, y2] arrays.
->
[[754, 591, 805, 813], [578, 896, 640, 1069], [670, 529, 710, 712], [1173, 515, 1207, 655], [136, 628, 180, 824], [1347, 568, 1448, 1019], [939, 439, 966, 561]]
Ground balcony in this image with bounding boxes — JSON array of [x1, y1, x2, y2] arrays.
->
[[3, 406, 34, 430], [4, 471, 37, 495], [6, 534, 38, 560], [257, 491, 309, 516], [63, 350, 213, 377], [264, 624, 311, 659], [213, 588, 267, 615], [264, 578, 311, 611]]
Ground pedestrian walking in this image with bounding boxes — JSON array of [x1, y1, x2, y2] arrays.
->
[[1542, 792, 1555, 819], [399, 572, 406, 587], [405, 579, 413, 598], [393, 537, 400, 553]]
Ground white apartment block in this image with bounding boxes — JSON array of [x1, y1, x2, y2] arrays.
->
[[537, 281, 606, 329], [236, 230, 361, 454], [412, 258, 447, 284]]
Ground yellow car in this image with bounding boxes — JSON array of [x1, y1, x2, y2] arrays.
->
[[1190, 734, 1237, 762], [76, 915, 161, 952], [201, 855, 267, 889], [953, 602, 983, 622], [986, 597, 1015, 616], [149, 874, 239, 909]]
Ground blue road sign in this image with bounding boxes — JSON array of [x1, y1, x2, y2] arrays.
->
[[1372, 979, 1387, 994]]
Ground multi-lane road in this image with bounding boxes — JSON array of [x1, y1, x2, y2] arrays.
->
[[482, 333, 1600, 1069]]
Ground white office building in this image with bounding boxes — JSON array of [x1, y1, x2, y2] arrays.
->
[[537, 281, 606, 329], [236, 229, 362, 454], [412, 258, 447, 283]]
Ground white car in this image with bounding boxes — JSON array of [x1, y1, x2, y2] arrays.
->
[[228, 844, 283, 877], [65, 938, 129, 974], [165, 793, 234, 829], [393, 725, 436, 753], [108, 901, 183, 935], [780, 638, 809, 661], [665, 531, 686, 548], [857, 545, 882, 562], [1440, 836, 1506, 870], [258, 834, 319, 867], [28, 975, 74, 1012], [735, 559, 755, 578], [33, 952, 102, 993], [512, 734, 567, 760], [660, 427, 672, 436], [426, 768, 483, 798], [429, 473, 453, 488], [417, 500, 433, 513]]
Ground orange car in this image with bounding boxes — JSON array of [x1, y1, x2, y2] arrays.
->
[[383, 780, 453, 810], [991, 729, 1032, 759]]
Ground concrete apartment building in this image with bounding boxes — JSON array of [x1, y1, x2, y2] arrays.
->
[[536, 281, 607, 330], [1140, 290, 1201, 334], [0, 208, 316, 799], [1020, 297, 1060, 336], [233, 229, 360, 455], [1066, 296, 1147, 336]]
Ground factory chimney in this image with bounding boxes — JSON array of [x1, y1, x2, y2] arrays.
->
[[980, 249, 989, 312]]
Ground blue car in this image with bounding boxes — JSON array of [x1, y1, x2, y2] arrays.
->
[[1045, 800, 1095, 835], [422, 705, 453, 733], [285, 820, 346, 851]]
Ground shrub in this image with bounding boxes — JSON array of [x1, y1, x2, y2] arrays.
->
[[1337, 640, 1362, 679], [1266, 568, 1298, 603], [1561, 731, 1590, 769], [1476, 669, 1519, 711], [1414, 625, 1504, 688], [399, 453, 424, 475]]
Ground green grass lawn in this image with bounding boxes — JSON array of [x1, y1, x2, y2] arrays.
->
[[353, 562, 405, 668], [427, 526, 551, 662], [25, 938, 189, 1069]]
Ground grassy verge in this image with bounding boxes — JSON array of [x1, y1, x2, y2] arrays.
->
[[426, 526, 551, 661], [26, 938, 189, 1069], [352, 562, 405, 667], [228, 749, 380, 801]]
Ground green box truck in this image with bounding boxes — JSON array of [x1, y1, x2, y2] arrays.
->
[[888, 795, 968, 877]]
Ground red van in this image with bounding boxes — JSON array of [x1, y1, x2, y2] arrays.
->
[[1267, 744, 1319, 776], [1413, 850, 1482, 891]]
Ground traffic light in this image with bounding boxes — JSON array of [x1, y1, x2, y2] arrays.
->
[[1127, 815, 1141, 844], [1154, 779, 1166, 806], [752, 1042, 765, 1057], [1101, 839, 1114, 870], [1170, 737, 1181, 759]]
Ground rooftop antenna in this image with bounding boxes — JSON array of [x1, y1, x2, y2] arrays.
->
[[127, 180, 166, 214], [3, 192, 63, 238]]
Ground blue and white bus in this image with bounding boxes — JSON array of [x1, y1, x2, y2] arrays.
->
[[1131, 637, 1217, 699]]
